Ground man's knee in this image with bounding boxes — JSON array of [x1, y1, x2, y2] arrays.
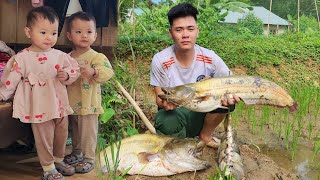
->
[[205, 112, 226, 120], [210, 105, 235, 114], [154, 109, 187, 138]]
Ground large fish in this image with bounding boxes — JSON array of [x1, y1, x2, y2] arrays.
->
[[159, 75, 298, 112], [99, 134, 211, 176]]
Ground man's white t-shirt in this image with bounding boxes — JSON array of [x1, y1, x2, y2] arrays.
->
[[150, 44, 232, 88]]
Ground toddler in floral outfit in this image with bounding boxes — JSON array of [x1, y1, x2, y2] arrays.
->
[[0, 6, 80, 180]]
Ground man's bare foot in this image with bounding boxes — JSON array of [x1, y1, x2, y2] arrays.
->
[[199, 134, 221, 148]]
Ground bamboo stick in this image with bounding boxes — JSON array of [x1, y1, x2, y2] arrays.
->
[[115, 80, 156, 134]]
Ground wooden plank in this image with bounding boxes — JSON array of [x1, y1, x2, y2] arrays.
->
[[0, 0, 117, 47], [0, 0, 17, 43], [16, 0, 33, 44], [102, 26, 118, 47]]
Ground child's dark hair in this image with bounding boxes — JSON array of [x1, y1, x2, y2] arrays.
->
[[26, 6, 59, 27], [66, 11, 96, 32], [167, 3, 198, 27]]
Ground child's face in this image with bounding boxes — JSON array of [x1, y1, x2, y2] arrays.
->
[[24, 18, 58, 52], [67, 19, 97, 49]]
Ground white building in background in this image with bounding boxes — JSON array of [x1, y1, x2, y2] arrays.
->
[[220, 6, 291, 35]]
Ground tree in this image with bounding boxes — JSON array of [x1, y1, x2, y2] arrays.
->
[[250, 0, 320, 19], [238, 13, 264, 35]]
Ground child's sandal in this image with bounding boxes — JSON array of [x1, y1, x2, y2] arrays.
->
[[75, 161, 95, 173], [55, 161, 75, 176], [63, 152, 83, 165], [41, 169, 65, 180]]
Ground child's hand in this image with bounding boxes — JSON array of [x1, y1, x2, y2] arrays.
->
[[57, 69, 69, 81], [80, 65, 95, 78]]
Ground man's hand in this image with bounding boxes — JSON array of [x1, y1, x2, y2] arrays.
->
[[80, 65, 95, 78], [156, 87, 177, 110], [221, 94, 241, 106], [161, 98, 177, 110]]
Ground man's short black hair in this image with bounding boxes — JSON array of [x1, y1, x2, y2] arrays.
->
[[26, 6, 59, 28], [167, 3, 199, 27], [66, 11, 96, 32]]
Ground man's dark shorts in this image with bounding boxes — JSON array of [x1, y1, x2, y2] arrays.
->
[[154, 105, 235, 138]]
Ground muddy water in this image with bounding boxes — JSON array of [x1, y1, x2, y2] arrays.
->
[[260, 144, 320, 180]]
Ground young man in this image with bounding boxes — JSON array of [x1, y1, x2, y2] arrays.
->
[[150, 3, 240, 148]]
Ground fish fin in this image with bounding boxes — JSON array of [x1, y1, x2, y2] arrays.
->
[[218, 106, 229, 109], [241, 99, 259, 105], [137, 152, 159, 164]]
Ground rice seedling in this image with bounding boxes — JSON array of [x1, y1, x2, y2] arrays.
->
[[251, 107, 257, 134], [99, 138, 131, 180], [277, 113, 282, 139], [246, 106, 253, 129], [314, 88, 320, 121], [290, 130, 299, 160], [307, 119, 315, 140], [272, 108, 277, 131], [260, 106, 271, 134], [312, 132, 320, 164], [284, 120, 293, 150], [233, 101, 244, 127], [208, 166, 236, 180]]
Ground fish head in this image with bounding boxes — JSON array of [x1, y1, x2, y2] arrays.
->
[[159, 86, 196, 106], [160, 138, 211, 173]]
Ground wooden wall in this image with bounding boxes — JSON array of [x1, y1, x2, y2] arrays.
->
[[0, 0, 117, 47]]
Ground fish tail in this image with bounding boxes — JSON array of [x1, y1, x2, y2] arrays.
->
[[289, 102, 299, 112]]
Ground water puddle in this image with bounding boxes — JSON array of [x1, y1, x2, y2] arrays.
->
[[259, 144, 320, 180]]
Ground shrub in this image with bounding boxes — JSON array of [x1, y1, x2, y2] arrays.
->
[[237, 13, 264, 35]]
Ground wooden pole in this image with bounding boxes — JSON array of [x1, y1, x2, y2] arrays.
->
[[115, 80, 156, 134], [315, 0, 320, 30], [133, 89, 136, 129], [298, 0, 300, 32], [132, 0, 135, 41], [267, 0, 273, 36]]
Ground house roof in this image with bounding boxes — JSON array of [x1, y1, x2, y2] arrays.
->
[[220, 6, 290, 26]]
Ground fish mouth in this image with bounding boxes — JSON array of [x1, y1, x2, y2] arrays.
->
[[161, 87, 174, 95], [193, 141, 205, 158]]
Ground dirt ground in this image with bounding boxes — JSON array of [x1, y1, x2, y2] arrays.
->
[[0, 119, 300, 180]]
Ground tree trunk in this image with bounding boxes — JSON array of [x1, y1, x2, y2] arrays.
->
[[267, 0, 273, 36], [315, 0, 320, 30], [297, 0, 300, 32]]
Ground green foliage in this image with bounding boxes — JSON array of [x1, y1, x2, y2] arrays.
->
[[250, 0, 320, 19], [99, 62, 139, 143], [116, 31, 320, 75], [131, 5, 170, 37], [98, 138, 131, 180], [197, 6, 222, 37], [207, 166, 236, 180], [288, 15, 320, 32], [237, 13, 263, 35]]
